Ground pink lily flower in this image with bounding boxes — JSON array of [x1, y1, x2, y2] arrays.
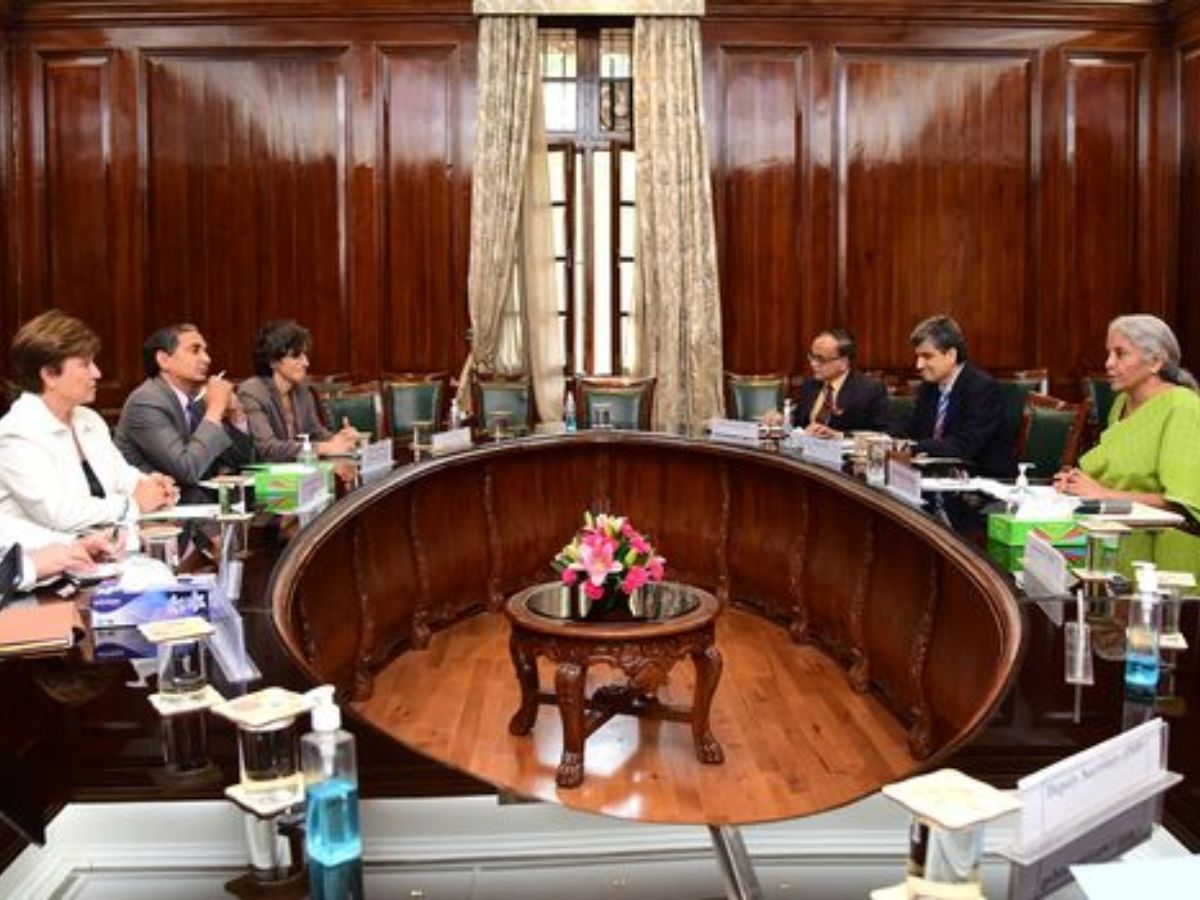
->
[[570, 531, 624, 586]]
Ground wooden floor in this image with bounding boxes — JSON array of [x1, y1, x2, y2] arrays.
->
[[353, 608, 917, 825]]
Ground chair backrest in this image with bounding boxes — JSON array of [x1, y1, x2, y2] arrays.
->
[[472, 374, 533, 432], [724, 372, 788, 421], [886, 393, 916, 431], [575, 376, 656, 430], [995, 369, 1048, 439], [1015, 392, 1090, 478], [319, 382, 384, 439], [1081, 373, 1115, 430], [383, 372, 448, 438]]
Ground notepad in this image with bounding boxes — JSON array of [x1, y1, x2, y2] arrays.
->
[[0, 600, 81, 656]]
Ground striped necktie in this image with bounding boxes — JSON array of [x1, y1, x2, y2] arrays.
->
[[933, 390, 949, 440], [186, 399, 204, 433]]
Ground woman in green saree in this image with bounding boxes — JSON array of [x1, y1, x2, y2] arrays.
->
[[1055, 315, 1200, 520]]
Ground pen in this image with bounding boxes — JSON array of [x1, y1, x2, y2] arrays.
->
[[196, 370, 226, 403]]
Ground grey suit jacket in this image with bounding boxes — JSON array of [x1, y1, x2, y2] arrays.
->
[[115, 376, 254, 497], [237, 376, 330, 463]]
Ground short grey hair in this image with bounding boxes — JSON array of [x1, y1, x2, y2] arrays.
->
[[1109, 314, 1198, 392]]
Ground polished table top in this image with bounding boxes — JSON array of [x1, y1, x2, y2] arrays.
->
[[1, 430, 1198, 863]]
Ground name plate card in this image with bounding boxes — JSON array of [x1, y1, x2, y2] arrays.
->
[[359, 438, 394, 475], [800, 433, 843, 469], [1023, 532, 1073, 596], [707, 418, 760, 444], [431, 427, 473, 456], [1008, 719, 1173, 863], [296, 468, 328, 511], [886, 454, 922, 505]]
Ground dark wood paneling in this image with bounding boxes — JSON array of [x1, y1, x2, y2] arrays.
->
[[380, 43, 472, 373], [714, 45, 809, 374], [144, 51, 348, 376], [1060, 52, 1148, 373], [837, 50, 1034, 369], [1178, 37, 1200, 367]]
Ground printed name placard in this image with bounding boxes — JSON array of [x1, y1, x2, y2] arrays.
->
[[1009, 719, 1172, 861], [431, 427, 473, 456], [359, 438, 394, 475], [886, 455, 922, 505], [800, 434, 843, 468], [296, 468, 327, 510], [1023, 532, 1073, 596], [707, 418, 761, 443]]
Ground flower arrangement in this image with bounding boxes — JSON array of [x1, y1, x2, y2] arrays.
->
[[554, 512, 666, 603]]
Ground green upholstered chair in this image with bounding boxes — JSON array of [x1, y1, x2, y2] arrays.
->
[[1015, 393, 1090, 481], [317, 382, 385, 439], [383, 373, 448, 439], [995, 368, 1048, 441], [1081, 373, 1116, 433], [472, 374, 533, 433], [724, 372, 788, 421], [575, 376, 656, 430]]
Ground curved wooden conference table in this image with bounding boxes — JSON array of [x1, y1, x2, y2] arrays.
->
[[269, 432, 1022, 825]]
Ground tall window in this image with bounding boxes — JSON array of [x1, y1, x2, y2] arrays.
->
[[541, 25, 636, 377]]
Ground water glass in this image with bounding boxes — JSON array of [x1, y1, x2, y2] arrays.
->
[[592, 403, 613, 430], [141, 524, 182, 573], [157, 637, 207, 697], [866, 436, 890, 486]]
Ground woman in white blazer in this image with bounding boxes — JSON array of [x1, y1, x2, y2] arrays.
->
[[0, 310, 176, 533]]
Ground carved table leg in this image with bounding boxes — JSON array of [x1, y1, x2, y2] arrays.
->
[[690, 643, 725, 764], [555, 661, 587, 787], [507, 634, 539, 736]]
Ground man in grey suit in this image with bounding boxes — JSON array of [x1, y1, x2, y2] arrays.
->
[[115, 324, 254, 503]]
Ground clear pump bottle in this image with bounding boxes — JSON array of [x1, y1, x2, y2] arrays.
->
[[302, 686, 363, 899], [1125, 562, 1161, 700], [297, 433, 317, 467]]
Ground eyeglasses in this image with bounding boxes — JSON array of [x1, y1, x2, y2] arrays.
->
[[807, 353, 843, 365]]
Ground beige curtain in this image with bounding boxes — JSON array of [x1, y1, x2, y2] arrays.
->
[[633, 17, 724, 432], [462, 16, 539, 404], [518, 77, 565, 422]]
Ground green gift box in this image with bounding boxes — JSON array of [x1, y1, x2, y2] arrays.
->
[[986, 513, 1088, 548], [248, 463, 334, 512]]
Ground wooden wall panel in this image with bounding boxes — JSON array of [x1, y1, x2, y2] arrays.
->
[[836, 51, 1034, 369], [714, 46, 808, 374], [144, 51, 349, 377], [380, 44, 471, 374], [1177, 34, 1200, 368], [1060, 52, 1148, 374]]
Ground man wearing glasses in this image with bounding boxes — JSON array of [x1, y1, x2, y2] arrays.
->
[[790, 328, 890, 437]]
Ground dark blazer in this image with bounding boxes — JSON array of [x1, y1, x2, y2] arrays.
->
[[237, 376, 330, 463], [794, 371, 890, 433], [115, 376, 254, 500], [903, 361, 1016, 477]]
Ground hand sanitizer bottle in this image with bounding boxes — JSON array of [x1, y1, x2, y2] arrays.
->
[[1125, 562, 1161, 700], [302, 686, 364, 899], [781, 398, 795, 436], [449, 397, 462, 430], [564, 392, 577, 433], [297, 433, 317, 467], [1008, 462, 1033, 513]]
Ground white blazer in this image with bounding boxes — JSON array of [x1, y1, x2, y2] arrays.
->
[[0, 392, 145, 532]]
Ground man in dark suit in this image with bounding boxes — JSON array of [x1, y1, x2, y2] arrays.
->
[[790, 328, 890, 436], [901, 315, 1015, 477], [115, 324, 254, 503]]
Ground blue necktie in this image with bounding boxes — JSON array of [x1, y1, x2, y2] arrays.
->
[[187, 400, 204, 433], [933, 391, 949, 440]]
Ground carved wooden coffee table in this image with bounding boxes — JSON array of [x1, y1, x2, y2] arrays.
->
[[504, 581, 725, 788]]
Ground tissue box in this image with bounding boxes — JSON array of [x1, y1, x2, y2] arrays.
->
[[249, 463, 333, 512], [986, 513, 1088, 547], [92, 625, 157, 660], [90, 574, 216, 628]]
